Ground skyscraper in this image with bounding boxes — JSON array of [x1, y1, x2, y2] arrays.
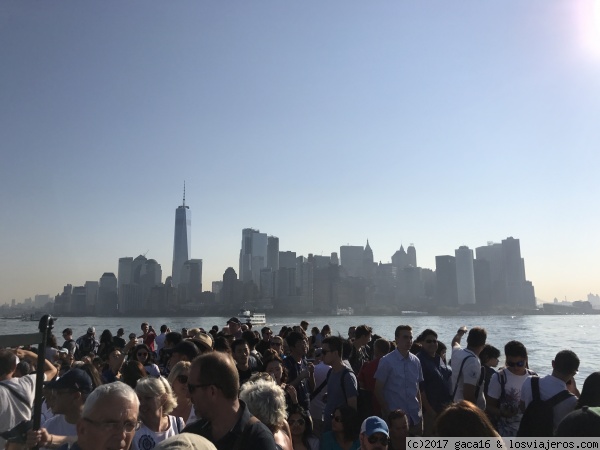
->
[[455, 246, 476, 305], [239, 228, 268, 285], [172, 185, 191, 288]]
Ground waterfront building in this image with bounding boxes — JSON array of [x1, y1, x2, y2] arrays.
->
[[179, 259, 203, 303], [267, 236, 279, 270], [362, 240, 374, 279], [340, 245, 364, 277], [435, 255, 458, 307], [84, 281, 99, 315], [98, 272, 118, 315], [279, 251, 297, 269], [239, 228, 268, 286], [455, 246, 476, 305], [172, 186, 191, 288]]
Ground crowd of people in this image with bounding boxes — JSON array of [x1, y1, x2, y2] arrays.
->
[[1, 317, 600, 450]]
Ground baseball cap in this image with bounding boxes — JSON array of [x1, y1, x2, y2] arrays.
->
[[87, 327, 95, 334], [360, 416, 389, 437], [227, 317, 241, 325], [45, 368, 93, 394], [556, 406, 600, 436]]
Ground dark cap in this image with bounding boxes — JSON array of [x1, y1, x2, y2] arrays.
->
[[171, 340, 200, 360], [227, 317, 241, 325], [556, 406, 600, 436], [45, 368, 93, 394]]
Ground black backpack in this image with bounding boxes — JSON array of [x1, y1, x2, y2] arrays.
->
[[516, 376, 573, 437]]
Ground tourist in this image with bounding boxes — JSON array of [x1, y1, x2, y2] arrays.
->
[[434, 400, 499, 437], [132, 376, 184, 450], [240, 376, 293, 450], [319, 405, 360, 450], [288, 406, 319, 450], [575, 371, 600, 409], [75, 327, 99, 360], [256, 327, 272, 356], [97, 329, 114, 361], [167, 361, 197, 425], [183, 352, 277, 449], [112, 328, 126, 350], [310, 348, 331, 438], [155, 325, 168, 353], [486, 340, 535, 436], [375, 325, 423, 435], [121, 360, 148, 389], [0, 348, 58, 450], [132, 343, 161, 377], [322, 336, 358, 433], [450, 326, 487, 409], [387, 410, 409, 450], [518, 349, 580, 433], [416, 329, 451, 435], [359, 416, 389, 450], [284, 331, 315, 411], [270, 335, 285, 357], [61, 328, 78, 356], [226, 317, 243, 339], [139, 322, 157, 352], [358, 338, 390, 419], [479, 344, 501, 397], [348, 325, 372, 374]]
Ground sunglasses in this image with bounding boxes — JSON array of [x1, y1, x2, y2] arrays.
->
[[368, 435, 389, 446], [331, 414, 342, 422], [288, 418, 305, 426], [137, 352, 148, 357], [425, 339, 437, 344], [506, 360, 525, 368], [176, 375, 188, 384]]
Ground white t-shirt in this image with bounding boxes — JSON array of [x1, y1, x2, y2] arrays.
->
[[487, 369, 531, 436], [450, 345, 485, 409], [131, 415, 184, 450], [0, 374, 36, 449], [42, 414, 77, 450], [520, 375, 577, 432]]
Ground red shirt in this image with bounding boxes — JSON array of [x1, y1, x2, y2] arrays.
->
[[357, 357, 382, 416], [143, 331, 156, 351]]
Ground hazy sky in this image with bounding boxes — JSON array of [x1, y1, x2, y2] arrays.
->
[[2, 1, 600, 305]]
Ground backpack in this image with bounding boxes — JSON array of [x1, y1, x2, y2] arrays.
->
[[497, 368, 536, 404], [516, 376, 573, 437]]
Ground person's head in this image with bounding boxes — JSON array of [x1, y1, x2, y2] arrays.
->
[[164, 332, 183, 350], [14, 360, 32, 377], [140, 322, 149, 334], [503, 341, 528, 375], [116, 328, 124, 337], [418, 329, 438, 357], [354, 325, 373, 346], [0, 349, 18, 379], [100, 329, 113, 344], [63, 328, 73, 340], [169, 341, 201, 367], [167, 361, 192, 404], [77, 382, 140, 450], [188, 352, 239, 419], [348, 326, 356, 340], [241, 330, 259, 350], [466, 327, 487, 351], [213, 336, 232, 354], [239, 377, 287, 433], [360, 416, 390, 450], [133, 344, 153, 365], [79, 363, 104, 390], [47, 333, 58, 348], [190, 334, 214, 354], [286, 331, 308, 357], [388, 409, 409, 442], [576, 372, 600, 409], [394, 325, 413, 354], [479, 344, 501, 368], [86, 327, 96, 337], [555, 406, 600, 437], [553, 350, 580, 379], [231, 339, 249, 369], [261, 327, 272, 341], [373, 339, 391, 359], [264, 355, 287, 385], [331, 404, 360, 443], [434, 400, 499, 437], [321, 324, 331, 336], [136, 376, 177, 422], [311, 326, 319, 337], [227, 317, 241, 334], [321, 336, 343, 365], [300, 320, 309, 331], [45, 368, 93, 414], [436, 341, 447, 362], [160, 325, 168, 334], [287, 406, 313, 442], [270, 335, 284, 355], [108, 348, 123, 372], [120, 360, 147, 389]]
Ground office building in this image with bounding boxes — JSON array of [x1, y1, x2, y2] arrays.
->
[[340, 245, 364, 277], [172, 185, 191, 288], [455, 246, 476, 305], [239, 228, 268, 285]]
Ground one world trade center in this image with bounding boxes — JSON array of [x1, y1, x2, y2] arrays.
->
[[172, 184, 191, 288]]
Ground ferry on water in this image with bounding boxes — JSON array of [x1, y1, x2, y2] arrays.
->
[[336, 307, 354, 316], [238, 309, 267, 326]]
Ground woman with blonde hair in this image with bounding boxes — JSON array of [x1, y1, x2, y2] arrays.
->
[[132, 376, 185, 450], [240, 376, 293, 450], [167, 361, 197, 425]]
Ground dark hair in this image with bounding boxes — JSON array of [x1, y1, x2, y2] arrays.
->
[[354, 325, 372, 340], [0, 349, 17, 377], [374, 338, 391, 356], [394, 325, 412, 338], [466, 327, 487, 348], [14, 360, 33, 377], [576, 372, 600, 409], [242, 330, 259, 348], [434, 401, 498, 437], [388, 409, 408, 425], [436, 341, 447, 355], [263, 354, 288, 384], [334, 404, 360, 442], [410, 342, 422, 355], [419, 329, 438, 340], [300, 320, 309, 328], [322, 336, 343, 355], [311, 327, 319, 336], [165, 332, 183, 347], [99, 329, 113, 345], [121, 360, 147, 389], [192, 352, 239, 400], [214, 336, 232, 354], [554, 350, 580, 375], [80, 362, 104, 389], [504, 340, 527, 359], [261, 327, 271, 335], [288, 406, 314, 446], [231, 339, 248, 354], [286, 331, 305, 349], [133, 344, 154, 365], [479, 344, 501, 364], [46, 333, 58, 348], [160, 325, 168, 333], [321, 324, 331, 335], [63, 328, 73, 335]]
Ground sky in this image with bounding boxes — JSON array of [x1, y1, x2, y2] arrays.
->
[[1, 1, 600, 305]]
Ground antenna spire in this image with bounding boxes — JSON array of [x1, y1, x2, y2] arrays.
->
[[183, 181, 186, 207]]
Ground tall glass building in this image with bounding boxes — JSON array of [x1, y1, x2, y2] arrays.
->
[[172, 188, 191, 288]]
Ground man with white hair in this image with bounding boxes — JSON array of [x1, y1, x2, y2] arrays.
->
[[56, 382, 140, 450]]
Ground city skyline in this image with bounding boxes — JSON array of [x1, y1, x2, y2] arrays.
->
[[2, 2, 600, 304]]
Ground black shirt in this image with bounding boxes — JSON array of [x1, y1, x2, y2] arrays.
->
[[182, 400, 277, 450]]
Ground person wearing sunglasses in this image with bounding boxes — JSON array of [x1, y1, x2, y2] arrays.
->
[[359, 416, 389, 450], [167, 361, 197, 425], [287, 406, 319, 450], [132, 343, 160, 378], [486, 340, 536, 436], [320, 405, 360, 450]]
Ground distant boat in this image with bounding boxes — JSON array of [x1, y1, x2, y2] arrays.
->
[[336, 307, 354, 316], [238, 309, 267, 326], [401, 310, 429, 316]]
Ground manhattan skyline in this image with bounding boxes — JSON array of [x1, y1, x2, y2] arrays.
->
[[2, 2, 600, 304]]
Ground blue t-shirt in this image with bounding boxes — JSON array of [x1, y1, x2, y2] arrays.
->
[[323, 368, 358, 432]]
